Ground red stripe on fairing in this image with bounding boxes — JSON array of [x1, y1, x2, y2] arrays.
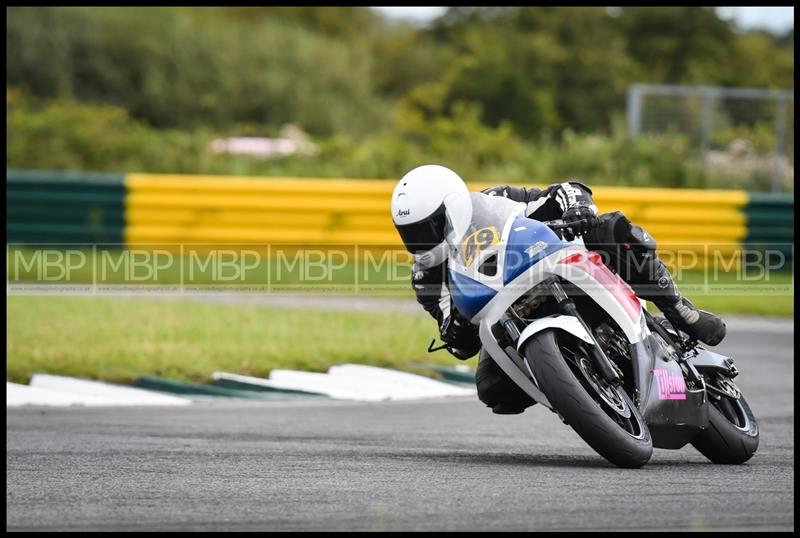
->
[[558, 251, 642, 322]]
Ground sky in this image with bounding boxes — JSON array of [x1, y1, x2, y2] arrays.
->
[[372, 6, 795, 35]]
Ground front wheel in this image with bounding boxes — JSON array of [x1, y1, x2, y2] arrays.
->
[[691, 384, 759, 464], [523, 329, 653, 468]]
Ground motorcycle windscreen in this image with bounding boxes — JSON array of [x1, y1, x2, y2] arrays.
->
[[503, 217, 569, 284], [446, 192, 524, 266]]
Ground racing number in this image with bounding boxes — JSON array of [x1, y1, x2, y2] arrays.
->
[[462, 226, 499, 267]]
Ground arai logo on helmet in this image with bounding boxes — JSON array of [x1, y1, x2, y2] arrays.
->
[[396, 208, 410, 218]]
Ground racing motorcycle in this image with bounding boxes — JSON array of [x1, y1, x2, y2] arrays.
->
[[430, 193, 759, 468]]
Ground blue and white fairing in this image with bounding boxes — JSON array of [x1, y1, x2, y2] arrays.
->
[[445, 192, 649, 409], [446, 193, 570, 320], [446, 192, 646, 345]]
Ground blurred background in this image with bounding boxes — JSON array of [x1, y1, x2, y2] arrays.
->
[[6, 6, 795, 191], [5, 7, 795, 386]]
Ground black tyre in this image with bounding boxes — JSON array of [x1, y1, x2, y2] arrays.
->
[[691, 391, 759, 464], [523, 329, 653, 468]]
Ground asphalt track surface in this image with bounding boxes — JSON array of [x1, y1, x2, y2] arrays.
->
[[6, 324, 794, 531]]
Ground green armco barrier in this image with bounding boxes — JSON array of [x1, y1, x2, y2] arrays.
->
[[213, 377, 330, 399], [7, 223, 125, 243], [134, 376, 298, 400], [6, 169, 794, 269], [744, 193, 794, 240], [744, 192, 794, 266], [7, 170, 125, 245]]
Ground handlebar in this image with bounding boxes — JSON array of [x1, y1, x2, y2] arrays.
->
[[542, 219, 571, 230], [542, 218, 598, 239]]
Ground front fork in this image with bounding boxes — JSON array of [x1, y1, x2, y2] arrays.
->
[[549, 279, 623, 386]]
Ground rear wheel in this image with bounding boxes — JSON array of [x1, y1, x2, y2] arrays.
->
[[691, 378, 759, 464], [523, 329, 652, 468]]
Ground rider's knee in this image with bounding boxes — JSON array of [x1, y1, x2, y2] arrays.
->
[[584, 211, 660, 283]]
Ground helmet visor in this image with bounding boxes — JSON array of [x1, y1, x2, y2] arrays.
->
[[394, 202, 448, 254]]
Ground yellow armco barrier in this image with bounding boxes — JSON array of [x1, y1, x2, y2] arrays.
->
[[124, 174, 748, 267]]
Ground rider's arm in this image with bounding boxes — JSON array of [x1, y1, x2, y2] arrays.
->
[[411, 261, 450, 326], [483, 181, 597, 221], [411, 262, 481, 360]]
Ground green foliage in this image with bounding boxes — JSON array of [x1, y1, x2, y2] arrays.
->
[[6, 7, 794, 190], [8, 88, 713, 188], [8, 7, 793, 139], [8, 89, 208, 173], [726, 32, 795, 89], [431, 7, 636, 135], [616, 7, 738, 84], [711, 123, 777, 154], [369, 27, 456, 99], [7, 7, 387, 136]]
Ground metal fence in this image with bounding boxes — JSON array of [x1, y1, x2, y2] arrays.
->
[[627, 84, 794, 192]]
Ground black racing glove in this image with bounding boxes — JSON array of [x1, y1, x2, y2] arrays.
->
[[561, 204, 598, 241], [439, 309, 481, 360]]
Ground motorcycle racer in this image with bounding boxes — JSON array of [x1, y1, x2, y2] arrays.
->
[[391, 164, 727, 414]]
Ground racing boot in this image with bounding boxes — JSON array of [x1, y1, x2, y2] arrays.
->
[[636, 260, 727, 346]]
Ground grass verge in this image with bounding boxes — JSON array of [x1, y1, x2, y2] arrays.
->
[[7, 273, 793, 387], [6, 295, 454, 385], [653, 269, 794, 317]]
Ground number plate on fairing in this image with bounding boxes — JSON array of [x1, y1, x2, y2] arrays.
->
[[462, 226, 499, 267]]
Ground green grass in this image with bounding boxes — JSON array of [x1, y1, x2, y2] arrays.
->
[[6, 295, 453, 385], [6, 248, 794, 385], [654, 269, 794, 317], [7, 263, 793, 385]]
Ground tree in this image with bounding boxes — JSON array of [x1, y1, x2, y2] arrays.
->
[[424, 7, 635, 136], [6, 7, 388, 136], [616, 7, 738, 84]]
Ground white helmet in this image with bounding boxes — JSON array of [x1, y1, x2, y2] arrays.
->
[[391, 165, 473, 268]]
